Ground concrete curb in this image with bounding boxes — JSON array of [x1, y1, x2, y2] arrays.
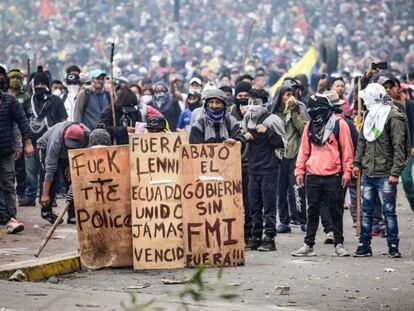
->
[[0, 251, 80, 281]]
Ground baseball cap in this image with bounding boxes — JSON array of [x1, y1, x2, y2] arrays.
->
[[64, 124, 86, 149], [308, 93, 332, 108], [189, 77, 202, 86], [89, 69, 106, 79], [66, 73, 81, 85], [376, 75, 396, 87]]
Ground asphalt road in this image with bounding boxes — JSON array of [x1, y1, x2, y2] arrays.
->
[[1, 193, 414, 311]]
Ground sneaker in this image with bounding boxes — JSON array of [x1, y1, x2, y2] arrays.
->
[[324, 232, 334, 244], [19, 197, 36, 207], [289, 219, 301, 226], [41, 209, 63, 225], [245, 237, 261, 251], [6, 218, 24, 234], [291, 244, 315, 257], [67, 216, 76, 225], [300, 223, 307, 232], [257, 236, 276, 251], [353, 244, 372, 257], [334, 244, 350, 257], [372, 225, 380, 236], [380, 225, 388, 238], [276, 223, 291, 234], [388, 244, 402, 258]]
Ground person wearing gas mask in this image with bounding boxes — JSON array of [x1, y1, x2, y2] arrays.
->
[[20, 71, 67, 208], [149, 82, 181, 132], [73, 69, 111, 130], [62, 72, 81, 121], [189, 88, 244, 145], [97, 87, 143, 145], [242, 89, 287, 252], [269, 85, 308, 234], [177, 91, 202, 132]]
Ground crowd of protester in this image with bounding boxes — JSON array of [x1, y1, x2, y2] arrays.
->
[[0, 0, 414, 260]]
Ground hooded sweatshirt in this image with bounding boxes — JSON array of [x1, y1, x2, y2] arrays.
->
[[149, 82, 181, 131], [242, 106, 287, 175], [269, 85, 308, 159]]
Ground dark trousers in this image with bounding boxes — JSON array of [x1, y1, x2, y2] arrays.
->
[[39, 149, 73, 218], [15, 154, 26, 198], [24, 146, 40, 201], [305, 174, 344, 247], [277, 157, 306, 225], [242, 167, 252, 241], [249, 172, 279, 239], [0, 155, 17, 221]]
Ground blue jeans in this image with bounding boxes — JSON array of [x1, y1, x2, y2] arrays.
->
[[24, 147, 40, 201], [360, 175, 399, 247]]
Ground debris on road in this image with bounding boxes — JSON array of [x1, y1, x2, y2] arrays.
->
[[9, 269, 26, 281], [126, 283, 151, 289], [274, 285, 290, 295]]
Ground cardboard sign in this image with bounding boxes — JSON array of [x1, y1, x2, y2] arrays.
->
[[130, 133, 188, 270], [69, 146, 132, 270], [181, 144, 245, 267]]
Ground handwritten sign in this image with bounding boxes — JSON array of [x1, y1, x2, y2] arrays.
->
[[130, 133, 188, 269], [69, 146, 132, 270], [181, 144, 244, 267]]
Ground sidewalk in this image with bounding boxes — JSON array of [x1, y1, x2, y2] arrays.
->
[[0, 199, 78, 266]]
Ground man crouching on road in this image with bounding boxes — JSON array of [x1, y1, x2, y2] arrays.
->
[[292, 94, 354, 257], [353, 83, 409, 258], [37, 122, 90, 225]]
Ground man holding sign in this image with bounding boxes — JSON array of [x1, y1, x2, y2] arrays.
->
[[189, 88, 245, 146], [242, 89, 287, 251]]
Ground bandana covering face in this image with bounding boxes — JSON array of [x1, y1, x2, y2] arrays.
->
[[361, 83, 391, 142], [307, 94, 336, 146], [205, 107, 225, 122]]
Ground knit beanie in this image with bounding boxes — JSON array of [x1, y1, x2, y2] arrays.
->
[[235, 81, 252, 96], [89, 129, 112, 147], [33, 72, 50, 86]]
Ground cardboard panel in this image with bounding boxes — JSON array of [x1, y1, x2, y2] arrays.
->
[[69, 146, 132, 270], [181, 144, 245, 267], [129, 133, 188, 269]]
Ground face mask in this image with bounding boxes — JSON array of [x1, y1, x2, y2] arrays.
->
[[189, 87, 201, 94], [34, 87, 49, 98], [67, 85, 80, 95], [141, 95, 153, 104], [9, 80, 22, 90], [155, 92, 167, 105], [236, 98, 249, 106], [205, 107, 225, 123], [52, 89, 62, 97], [248, 104, 259, 112]]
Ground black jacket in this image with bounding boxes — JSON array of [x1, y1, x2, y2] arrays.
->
[[97, 104, 142, 145], [0, 91, 31, 156]]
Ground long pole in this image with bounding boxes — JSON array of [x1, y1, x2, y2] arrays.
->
[[242, 19, 255, 71], [356, 78, 362, 236], [34, 203, 70, 257], [109, 38, 117, 145]]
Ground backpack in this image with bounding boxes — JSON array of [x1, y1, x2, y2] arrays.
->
[[82, 88, 111, 117]]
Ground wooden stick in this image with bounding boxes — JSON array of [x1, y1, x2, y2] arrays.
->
[[109, 37, 117, 145], [356, 78, 362, 237], [34, 203, 70, 257]]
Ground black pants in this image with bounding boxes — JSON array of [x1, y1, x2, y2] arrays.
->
[[15, 154, 26, 198], [249, 172, 279, 239], [277, 157, 307, 225], [305, 174, 344, 247], [39, 149, 73, 218], [0, 155, 17, 221], [242, 167, 252, 241]]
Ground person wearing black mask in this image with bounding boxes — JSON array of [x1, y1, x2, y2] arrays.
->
[[228, 81, 252, 243], [149, 82, 181, 132], [20, 71, 68, 208], [97, 87, 143, 145]]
